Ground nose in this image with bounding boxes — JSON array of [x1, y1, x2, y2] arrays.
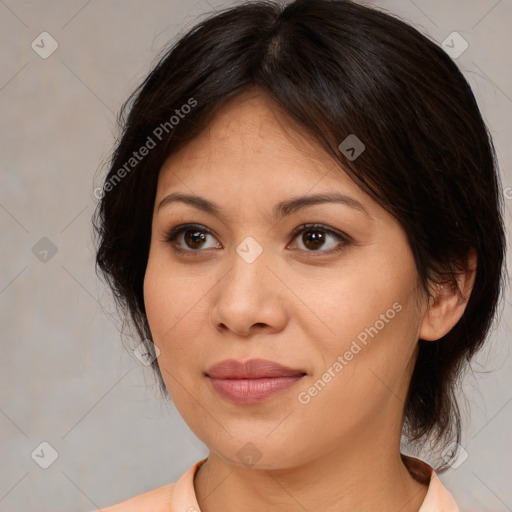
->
[[208, 242, 289, 337]]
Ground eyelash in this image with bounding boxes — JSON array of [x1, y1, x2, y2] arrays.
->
[[163, 223, 351, 257]]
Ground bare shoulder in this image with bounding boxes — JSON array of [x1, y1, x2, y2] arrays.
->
[[95, 482, 176, 512]]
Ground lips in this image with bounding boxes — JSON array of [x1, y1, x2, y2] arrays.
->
[[205, 358, 306, 379], [205, 359, 306, 404]]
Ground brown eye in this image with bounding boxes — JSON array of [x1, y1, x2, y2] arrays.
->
[[301, 229, 326, 251], [164, 224, 221, 254], [289, 224, 350, 254], [183, 229, 208, 249], [164, 222, 349, 257]]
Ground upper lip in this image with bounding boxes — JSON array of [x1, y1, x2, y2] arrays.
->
[[206, 359, 306, 379]]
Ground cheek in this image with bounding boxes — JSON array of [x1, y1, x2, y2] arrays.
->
[[304, 253, 422, 400], [143, 267, 197, 410], [306, 265, 412, 355], [293, 303, 420, 449], [339, 296, 420, 394], [144, 254, 197, 337], [143, 259, 187, 364], [143, 258, 210, 383], [143, 262, 170, 340]]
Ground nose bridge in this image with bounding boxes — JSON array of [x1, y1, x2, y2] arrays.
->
[[223, 234, 270, 300], [209, 234, 285, 334]]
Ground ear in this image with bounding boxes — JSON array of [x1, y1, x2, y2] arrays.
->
[[419, 247, 477, 341]]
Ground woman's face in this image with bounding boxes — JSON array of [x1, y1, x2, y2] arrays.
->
[[143, 90, 429, 469]]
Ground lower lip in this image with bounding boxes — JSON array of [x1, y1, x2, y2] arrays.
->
[[208, 376, 304, 404]]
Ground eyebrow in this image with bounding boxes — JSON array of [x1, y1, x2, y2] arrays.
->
[[157, 191, 371, 221]]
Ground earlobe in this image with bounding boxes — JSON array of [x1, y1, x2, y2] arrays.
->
[[419, 248, 477, 342]]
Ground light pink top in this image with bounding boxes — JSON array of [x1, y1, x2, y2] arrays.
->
[[170, 458, 460, 512]]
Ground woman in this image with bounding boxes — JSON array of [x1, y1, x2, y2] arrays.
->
[[92, 0, 506, 510]]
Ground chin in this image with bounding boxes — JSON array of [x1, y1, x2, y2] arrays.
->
[[204, 435, 308, 471]]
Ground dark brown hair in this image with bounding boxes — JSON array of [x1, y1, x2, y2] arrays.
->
[[93, 0, 506, 469]]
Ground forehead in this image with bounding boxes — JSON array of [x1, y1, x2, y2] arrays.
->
[[158, 90, 357, 190]]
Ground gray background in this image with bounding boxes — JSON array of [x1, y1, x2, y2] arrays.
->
[[0, 0, 511, 511]]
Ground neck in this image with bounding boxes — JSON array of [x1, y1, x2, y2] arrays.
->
[[194, 433, 429, 512]]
